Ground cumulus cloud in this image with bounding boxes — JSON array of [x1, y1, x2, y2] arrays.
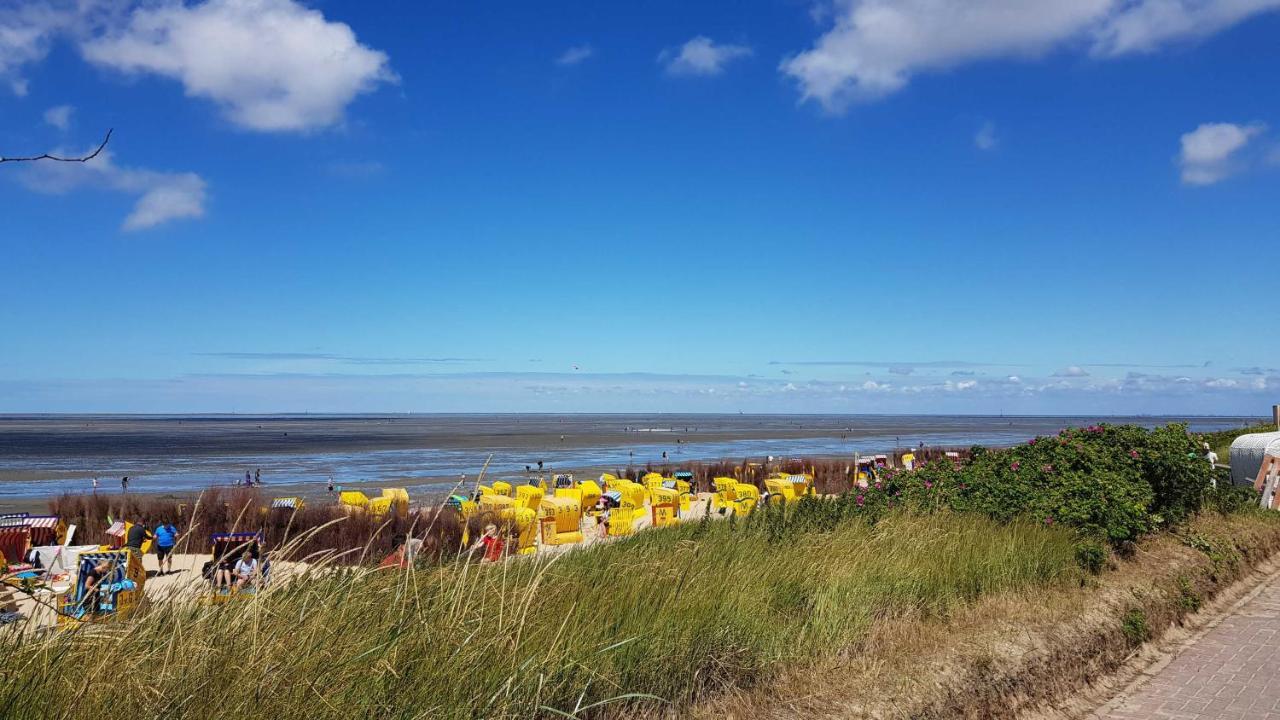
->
[[974, 121, 997, 150], [17, 148, 207, 230], [80, 0, 395, 132], [556, 44, 594, 66], [43, 103, 73, 130], [1052, 366, 1090, 377], [782, 0, 1280, 112], [1179, 122, 1266, 185], [659, 36, 752, 76]]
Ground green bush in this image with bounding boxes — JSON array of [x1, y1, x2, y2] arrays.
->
[[1075, 541, 1106, 575], [867, 424, 1220, 546], [1121, 607, 1150, 645], [1176, 575, 1202, 612], [1206, 483, 1260, 515]]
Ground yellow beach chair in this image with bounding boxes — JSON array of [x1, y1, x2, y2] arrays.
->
[[538, 496, 584, 546]]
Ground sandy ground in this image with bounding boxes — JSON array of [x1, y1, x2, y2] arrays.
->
[[10, 551, 307, 630]]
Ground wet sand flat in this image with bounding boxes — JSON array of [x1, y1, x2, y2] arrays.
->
[[0, 413, 1258, 512]]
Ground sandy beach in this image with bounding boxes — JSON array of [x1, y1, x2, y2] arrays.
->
[[11, 550, 309, 631]]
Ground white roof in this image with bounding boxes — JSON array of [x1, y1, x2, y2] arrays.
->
[[1230, 431, 1280, 452], [1229, 431, 1280, 485]]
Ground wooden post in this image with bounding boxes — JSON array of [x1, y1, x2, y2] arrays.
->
[[1256, 456, 1280, 510]]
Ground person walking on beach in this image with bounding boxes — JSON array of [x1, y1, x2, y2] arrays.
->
[[92, 477, 99, 492], [244, 470, 252, 487], [154, 521, 179, 575], [121, 476, 129, 493], [327, 477, 334, 494], [125, 522, 151, 555], [254, 469, 261, 486]]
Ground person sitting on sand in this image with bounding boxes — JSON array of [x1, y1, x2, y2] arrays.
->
[[234, 551, 259, 590]]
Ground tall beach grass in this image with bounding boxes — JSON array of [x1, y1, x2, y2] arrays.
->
[[0, 507, 1078, 719]]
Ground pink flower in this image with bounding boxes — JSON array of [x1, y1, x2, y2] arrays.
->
[[856, 495, 865, 507], [1129, 450, 1139, 459], [1044, 516, 1054, 526], [874, 482, 883, 490], [924, 481, 933, 490], [1011, 461, 1021, 471], [1029, 438, 1038, 446]]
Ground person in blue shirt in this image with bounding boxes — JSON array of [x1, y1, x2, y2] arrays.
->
[[154, 521, 180, 576]]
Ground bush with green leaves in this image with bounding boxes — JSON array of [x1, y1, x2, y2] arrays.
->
[[849, 424, 1232, 546]]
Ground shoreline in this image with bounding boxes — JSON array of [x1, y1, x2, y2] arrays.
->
[[1, 414, 1258, 513]]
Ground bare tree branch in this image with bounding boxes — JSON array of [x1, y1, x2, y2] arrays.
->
[[0, 128, 113, 164]]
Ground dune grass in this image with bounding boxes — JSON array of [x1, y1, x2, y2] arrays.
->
[[0, 507, 1078, 719]]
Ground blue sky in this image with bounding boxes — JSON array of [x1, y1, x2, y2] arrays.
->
[[1, 0, 1278, 414]]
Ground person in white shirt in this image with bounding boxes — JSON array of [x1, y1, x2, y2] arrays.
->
[[233, 551, 259, 590]]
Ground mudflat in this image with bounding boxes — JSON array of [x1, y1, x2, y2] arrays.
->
[[0, 413, 1258, 512]]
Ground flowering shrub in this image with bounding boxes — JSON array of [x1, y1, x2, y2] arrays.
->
[[842, 424, 1219, 545]]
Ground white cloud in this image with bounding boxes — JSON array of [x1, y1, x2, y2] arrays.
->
[[1092, 0, 1280, 56], [974, 121, 997, 150], [0, 0, 83, 95], [782, 1, 1110, 110], [81, 0, 395, 132], [556, 44, 594, 66], [1052, 365, 1089, 377], [43, 103, 73, 130], [783, 0, 1280, 112], [1179, 122, 1265, 185], [659, 36, 752, 76], [18, 148, 207, 230]]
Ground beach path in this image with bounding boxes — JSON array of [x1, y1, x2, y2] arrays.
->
[[1094, 570, 1280, 720]]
